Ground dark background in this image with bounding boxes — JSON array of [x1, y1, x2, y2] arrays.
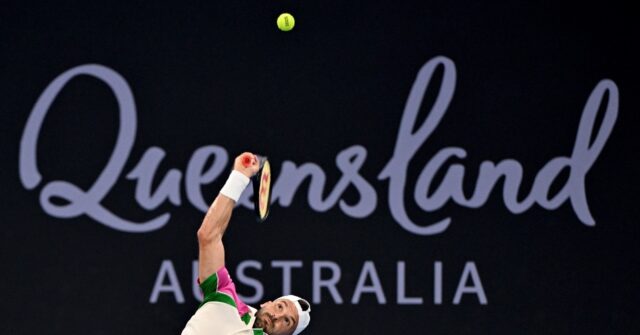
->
[[1, 1, 638, 334]]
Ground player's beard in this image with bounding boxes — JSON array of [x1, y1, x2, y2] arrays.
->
[[253, 308, 272, 333]]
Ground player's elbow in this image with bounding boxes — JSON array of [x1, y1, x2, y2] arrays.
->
[[197, 227, 221, 245]]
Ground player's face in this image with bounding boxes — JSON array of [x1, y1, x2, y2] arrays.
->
[[253, 298, 299, 335]]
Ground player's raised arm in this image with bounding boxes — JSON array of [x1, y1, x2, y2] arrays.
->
[[196, 152, 259, 283]]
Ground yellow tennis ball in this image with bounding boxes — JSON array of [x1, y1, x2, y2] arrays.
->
[[277, 13, 295, 31]]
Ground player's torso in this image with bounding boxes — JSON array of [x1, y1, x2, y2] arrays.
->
[[181, 301, 255, 335]]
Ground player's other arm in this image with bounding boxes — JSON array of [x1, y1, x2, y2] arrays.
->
[[197, 153, 259, 283]]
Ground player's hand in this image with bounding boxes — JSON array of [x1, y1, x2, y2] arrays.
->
[[234, 152, 260, 178]]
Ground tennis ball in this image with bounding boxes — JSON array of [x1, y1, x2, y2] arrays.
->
[[277, 13, 295, 31]]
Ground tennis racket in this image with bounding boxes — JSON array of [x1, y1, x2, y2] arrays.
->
[[242, 154, 272, 222]]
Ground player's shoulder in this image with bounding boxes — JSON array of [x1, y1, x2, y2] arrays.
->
[[197, 300, 242, 318]]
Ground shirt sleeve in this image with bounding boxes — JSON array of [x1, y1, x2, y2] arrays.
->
[[199, 267, 238, 308], [199, 267, 250, 317]]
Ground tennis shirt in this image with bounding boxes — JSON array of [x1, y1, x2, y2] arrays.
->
[[181, 267, 264, 335]]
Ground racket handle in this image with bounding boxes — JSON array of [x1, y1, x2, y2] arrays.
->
[[241, 154, 253, 167]]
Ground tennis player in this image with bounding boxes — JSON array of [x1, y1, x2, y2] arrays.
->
[[181, 152, 311, 335]]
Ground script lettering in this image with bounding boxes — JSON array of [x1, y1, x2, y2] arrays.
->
[[19, 58, 619, 235], [19, 64, 169, 232]]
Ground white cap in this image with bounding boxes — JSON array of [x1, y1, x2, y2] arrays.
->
[[278, 295, 311, 335]]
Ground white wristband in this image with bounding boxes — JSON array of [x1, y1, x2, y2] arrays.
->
[[219, 170, 251, 202]]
